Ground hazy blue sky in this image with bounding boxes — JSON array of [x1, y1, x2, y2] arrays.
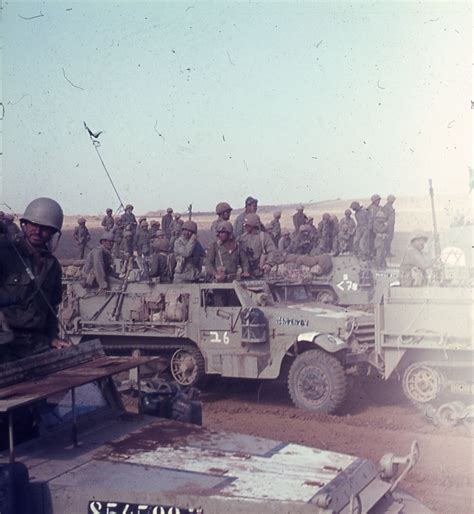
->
[[1, 1, 471, 215]]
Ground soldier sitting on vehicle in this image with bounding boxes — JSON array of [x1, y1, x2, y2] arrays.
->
[[373, 210, 388, 269], [292, 205, 308, 234], [82, 232, 121, 292], [149, 230, 174, 283], [239, 213, 277, 278], [169, 212, 184, 246], [399, 233, 434, 287], [134, 219, 151, 257], [161, 207, 173, 240], [206, 221, 250, 282], [173, 220, 205, 283], [351, 201, 369, 259], [278, 228, 292, 252], [289, 224, 314, 255], [112, 217, 124, 258], [210, 202, 233, 235]]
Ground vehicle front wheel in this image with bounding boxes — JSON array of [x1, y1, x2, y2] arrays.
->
[[288, 349, 347, 413]]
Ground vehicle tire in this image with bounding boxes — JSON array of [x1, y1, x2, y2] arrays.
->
[[170, 346, 206, 387], [288, 349, 347, 413], [315, 289, 338, 304], [0, 462, 32, 514]]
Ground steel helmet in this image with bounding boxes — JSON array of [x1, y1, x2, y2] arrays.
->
[[77, 217, 86, 225], [387, 194, 396, 202], [215, 202, 232, 215], [100, 231, 115, 242], [106, 208, 112, 214], [125, 204, 134, 210], [174, 213, 181, 219], [371, 194, 381, 202], [410, 232, 428, 243], [166, 207, 173, 213], [216, 221, 233, 233], [281, 228, 290, 236], [322, 213, 330, 221], [350, 201, 360, 210], [182, 220, 197, 233], [273, 210, 281, 218], [20, 197, 64, 233], [344, 209, 352, 216], [245, 196, 258, 206], [296, 205, 304, 211], [124, 230, 133, 237], [244, 213, 261, 227]]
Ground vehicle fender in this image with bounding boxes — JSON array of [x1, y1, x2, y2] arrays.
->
[[296, 332, 349, 353]]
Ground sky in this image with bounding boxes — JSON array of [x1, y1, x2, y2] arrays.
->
[[0, 0, 472, 215]]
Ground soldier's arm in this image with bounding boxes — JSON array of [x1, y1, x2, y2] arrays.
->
[[238, 243, 250, 273], [204, 243, 218, 277]]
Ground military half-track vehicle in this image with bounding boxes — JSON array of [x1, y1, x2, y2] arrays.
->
[[268, 254, 397, 306], [369, 286, 473, 427], [61, 279, 375, 414], [0, 341, 430, 514]]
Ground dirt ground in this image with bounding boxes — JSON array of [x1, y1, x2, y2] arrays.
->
[[199, 378, 473, 514]]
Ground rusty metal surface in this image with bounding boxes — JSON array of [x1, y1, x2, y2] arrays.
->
[[0, 355, 163, 412]]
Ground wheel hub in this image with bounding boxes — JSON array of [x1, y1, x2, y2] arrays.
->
[[297, 366, 329, 403], [403, 364, 444, 403]]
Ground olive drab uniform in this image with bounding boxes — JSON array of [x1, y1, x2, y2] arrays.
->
[[373, 213, 388, 269], [268, 218, 281, 246], [73, 223, 91, 259], [382, 201, 396, 256], [82, 245, 120, 289], [101, 214, 115, 232], [205, 239, 249, 282], [317, 217, 333, 254], [121, 210, 137, 232], [134, 226, 151, 256], [161, 212, 173, 239], [289, 229, 314, 255], [173, 236, 205, 283], [367, 202, 381, 258], [338, 217, 356, 253], [278, 235, 292, 253], [239, 231, 277, 278], [353, 207, 369, 258], [399, 244, 431, 287], [112, 224, 124, 258], [292, 211, 308, 234], [0, 239, 62, 362], [149, 238, 174, 283], [169, 218, 184, 246]]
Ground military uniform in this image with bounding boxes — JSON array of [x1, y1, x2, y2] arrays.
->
[[293, 211, 308, 233], [268, 218, 281, 245], [169, 218, 184, 245], [373, 213, 388, 269], [73, 223, 91, 259], [353, 207, 369, 258], [173, 236, 205, 283], [239, 231, 276, 278], [0, 240, 62, 362], [382, 201, 396, 256], [206, 239, 249, 282], [121, 210, 137, 232], [399, 242, 432, 287], [317, 218, 333, 253], [101, 214, 115, 232], [134, 226, 151, 256], [367, 198, 382, 257], [82, 245, 119, 289], [161, 212, 173, 239], [112, 224, 124, 258], [338, 216, 356, 253], [278, 235, 292, 253], [289, 230, 314, 255], [149, 237, 174, 283]]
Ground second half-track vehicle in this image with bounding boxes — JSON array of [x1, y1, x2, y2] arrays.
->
[[61, 279, 375, 414], [0, 341, 430, 514]]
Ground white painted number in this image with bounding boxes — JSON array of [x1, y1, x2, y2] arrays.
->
[[209, 331, 230, 344]]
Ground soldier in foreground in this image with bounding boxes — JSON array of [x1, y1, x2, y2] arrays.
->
[[73, 217, 91, 259], [239, 213, 276, 278], [205, 221, 249, 282], [234, 196, 258, 238], [173, 220, 205, 283], [399, 233, 433, 286], [101, 208, 115, 231], [0, 197, 70, 363], [210, 202, 233, 234], [82, 232, 121, 292]]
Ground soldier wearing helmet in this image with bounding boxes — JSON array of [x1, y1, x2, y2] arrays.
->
[[373, 210, 388, 269], [278, 227, 292, 252], [82, 231, 121, 291], [367, 194, 382, 258], [149, 230, 173, 283], [317, 213, 334, 254], [292, 205, 308, 234], [210, 202, 233, 235], [134, 219, 151, 257], [338, 209, 356, 253], [239, 213, 277, 278], [267, 211, 282, 245], [234, 196, 258, 238], [101, 208, 115, 232], [205, 221, 249, 283], [0, 197, 70, 363], [289, 224, 315, 255], [173, 220, 205, 283], [161, 208, 174, 240], [112, 217, 124, 258], [350, 201, 369, 259], [399, 233, 433, 286], [119, 229, 134, 262], [73, 216, 91, 259], [120, 204, 137, 233], [169, 212, 184, 246], [382, 194, 396, 257]]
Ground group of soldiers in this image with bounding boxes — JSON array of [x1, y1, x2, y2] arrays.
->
[[77, 193, 398, 290], [0, 211, 22, 243]]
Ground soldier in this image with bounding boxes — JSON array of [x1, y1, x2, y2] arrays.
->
[[351, 201, 369, 259], [134, 219, 151, 257], [330, 215, 339, 255], [289, 225, 314, 255], [161, 207, 173, 239], [373, 210, 388, 269], [150, 220, 160, 238], [101, 208, 115, 232], [121, 204, 137, 233], [292, 205, 308, 234], [234, 196, 258, 238], [268, 211, 282, 245], [3, 214, 22, 242], [173, 220, 205, 283], [239, 213, 276, 278], [367, 194, 382, 257], [119, 229, 134, 262], [307, 217, 319, 246], [73, 217, 91, 259], [278, 228, 292, 252], [399, 233, 433, 287], [317, 213, 333, 253], [82, 232, 121, 291], [206, 221, 249, 282], [210, 202, 233, 235], [338, 209, 356, 253], [150, 230, 174, 283], [170, 212, 184, 246], [382, 194, 396, 257], [112, 217, 124, 258], [0, 197, 70, 363]]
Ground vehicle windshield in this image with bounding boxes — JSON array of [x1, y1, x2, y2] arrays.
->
[[271, 284, 312, 303]]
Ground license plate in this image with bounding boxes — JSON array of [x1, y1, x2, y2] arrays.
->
[[88, 500, 203, 514]]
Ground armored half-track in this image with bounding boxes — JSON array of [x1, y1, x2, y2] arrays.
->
[[0, 341, 430, 514], [369, 285, 473, 428], [61, 278, 375, 414]]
